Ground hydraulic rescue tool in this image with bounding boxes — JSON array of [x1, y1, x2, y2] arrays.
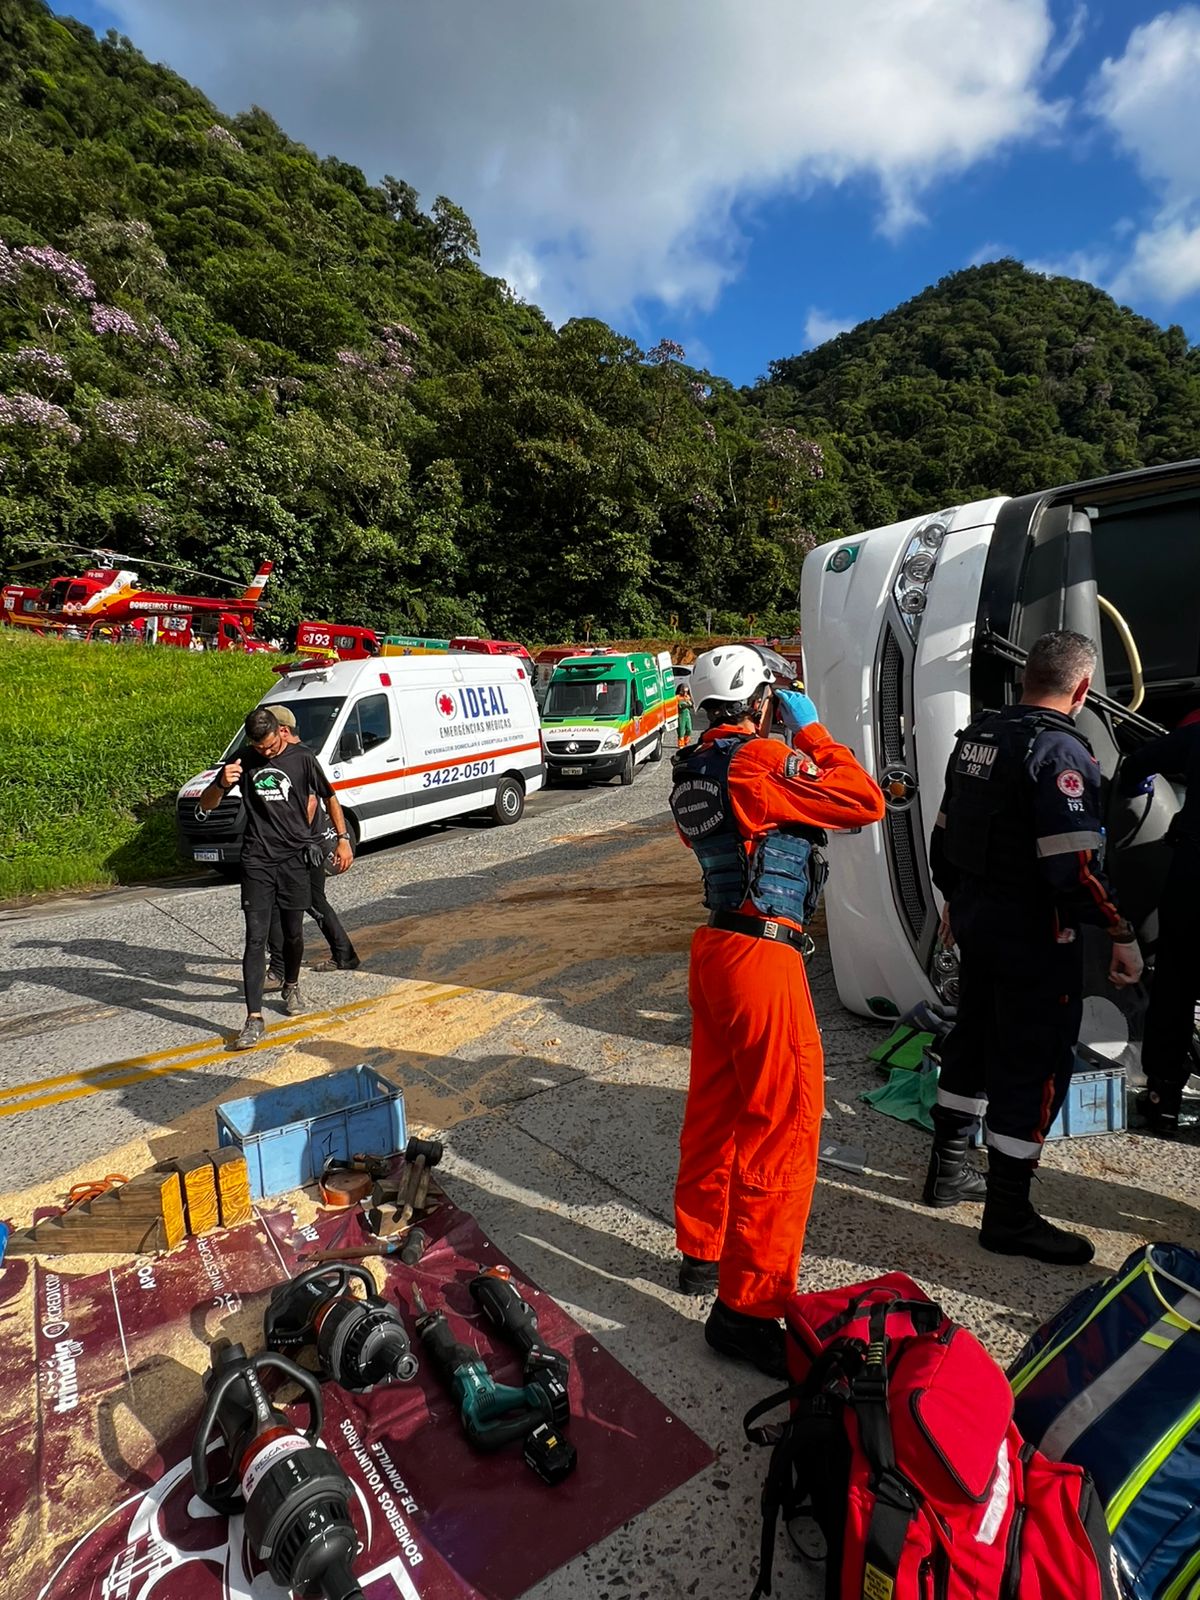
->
[[191, 1340, 363, 1600], [409, 1284, 576, 1484], [265, 1264, 419, 1389]]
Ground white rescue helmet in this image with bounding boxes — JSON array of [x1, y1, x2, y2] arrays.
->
[[690, 644, 773, 717]]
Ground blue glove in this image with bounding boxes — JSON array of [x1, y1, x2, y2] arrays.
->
[[774, 689, 819, 732]]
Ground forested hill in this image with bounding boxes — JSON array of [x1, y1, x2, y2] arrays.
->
[[758, 262, 1200, 531], [3, 4, 1200, 643], [0, 0, 834, 640]]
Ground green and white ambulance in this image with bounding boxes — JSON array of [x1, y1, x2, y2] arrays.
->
[[541, 652, 668, 785]]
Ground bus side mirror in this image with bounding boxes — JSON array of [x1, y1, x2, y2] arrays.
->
[[338, 730, 364, 762], [632, 697, 644, 716]]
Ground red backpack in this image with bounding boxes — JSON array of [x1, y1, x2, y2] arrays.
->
[[744, 1274, 1121, 1600]]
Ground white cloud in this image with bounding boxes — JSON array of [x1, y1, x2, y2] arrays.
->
[[1094, 7, 1200, 199], [804, 309, 855, 347], [1111, 215, 1200, 302], [105, 0, 1068, 321], [1093, 7, 1200, 303], [1025, 248, 1112, 285], [967, 240, 1011, 266]]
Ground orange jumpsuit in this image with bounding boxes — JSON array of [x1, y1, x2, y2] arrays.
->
[[675, 722, 885, 1318]]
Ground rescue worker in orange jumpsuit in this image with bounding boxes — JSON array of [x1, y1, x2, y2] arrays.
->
[[669, 646, 885, 1377]]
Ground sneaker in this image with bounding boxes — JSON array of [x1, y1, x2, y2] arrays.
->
[[704, 1298, 789, 1380], [280, 983, 305, 1017], [263, 968, 285, 994], [231, 1016, 266, 1051], [310, 957, 361, 973], [678, 1254, 720, 1295]]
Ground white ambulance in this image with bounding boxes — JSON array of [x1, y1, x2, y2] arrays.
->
[[801, 458, 1199, 1061], [176, 653, 545, 866]]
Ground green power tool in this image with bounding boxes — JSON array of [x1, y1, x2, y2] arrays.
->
[[410, 1285, 576, 1485]]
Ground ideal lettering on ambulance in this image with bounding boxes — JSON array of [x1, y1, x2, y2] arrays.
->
[[541, 653, 667, 783]]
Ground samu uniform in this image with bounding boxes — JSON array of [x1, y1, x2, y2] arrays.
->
[[670, 723, 884, 1319], [931, 704, 1131, 1163]]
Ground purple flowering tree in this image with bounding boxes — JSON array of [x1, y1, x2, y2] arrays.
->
[[9, 244, 96, 302], [0, 392, 81, 444], [206, 125, 244, 153], [9, 347, 70, 390], [645, 338, 686, 365]]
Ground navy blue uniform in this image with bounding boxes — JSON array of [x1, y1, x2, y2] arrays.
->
[[930, 704, 1128, 1161], [1120, 723, 1200, 1097]]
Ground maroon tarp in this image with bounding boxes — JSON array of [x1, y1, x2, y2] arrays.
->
[[9, 1196, 712, 1600]]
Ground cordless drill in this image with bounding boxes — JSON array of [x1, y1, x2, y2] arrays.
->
[[410, 1285, 576, 1485]]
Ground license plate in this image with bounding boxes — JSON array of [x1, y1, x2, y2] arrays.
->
[[193, 849, 220, 863], [560, 765, 584, 776]]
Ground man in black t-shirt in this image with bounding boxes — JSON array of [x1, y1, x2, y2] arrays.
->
[[200, 706, 352, 1049], [263, 704, 359, 983]]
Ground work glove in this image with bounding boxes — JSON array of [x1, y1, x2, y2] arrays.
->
[[774, 689, 819, 733]]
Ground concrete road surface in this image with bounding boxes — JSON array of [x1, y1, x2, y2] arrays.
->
[[2, 752, 1198, 1599]]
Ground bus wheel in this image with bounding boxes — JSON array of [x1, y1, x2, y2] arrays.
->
[[649, 732, 664, 763], [492, 776, 525, 824], [619, 751, 635, 786]]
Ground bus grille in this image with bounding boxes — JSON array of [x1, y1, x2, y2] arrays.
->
[[876, 621, 930, 948], [879, 625, 905, 765]]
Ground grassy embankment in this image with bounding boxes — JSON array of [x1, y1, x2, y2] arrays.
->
[[0, 633, 277, 898]]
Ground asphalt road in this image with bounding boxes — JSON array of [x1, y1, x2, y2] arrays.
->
[[0, 767, 672, 1191]]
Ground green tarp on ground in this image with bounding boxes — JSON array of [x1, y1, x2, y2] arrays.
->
[[862, 1064, 939, 1131]]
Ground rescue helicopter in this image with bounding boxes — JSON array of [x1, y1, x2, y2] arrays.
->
[[1, 544, 275, 650]]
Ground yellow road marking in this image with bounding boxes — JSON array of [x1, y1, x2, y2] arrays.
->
[[0, 998, 376, 1119]]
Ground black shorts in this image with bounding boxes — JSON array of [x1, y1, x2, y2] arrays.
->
[[241, 855, 313, 915]]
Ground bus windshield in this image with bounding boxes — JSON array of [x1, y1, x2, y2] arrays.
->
[[543, 679, 628, 719]]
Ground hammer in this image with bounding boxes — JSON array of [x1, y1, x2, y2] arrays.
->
[[364, 1137, 443, 1237], [395, 1136, 443, 1230]]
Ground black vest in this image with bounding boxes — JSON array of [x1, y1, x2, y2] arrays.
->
[[941, 708, 1090, 890], [669, 735, 827, 923]]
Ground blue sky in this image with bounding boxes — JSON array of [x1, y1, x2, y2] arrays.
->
[[53, 1, 1200, 386]]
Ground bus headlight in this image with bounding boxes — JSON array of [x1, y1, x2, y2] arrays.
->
[[893, 509, 956, 635]]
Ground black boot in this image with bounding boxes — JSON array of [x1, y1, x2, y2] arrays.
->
[[678, 1254, 719, 1295], [980, 1153, 1094, 1266], [704, 1299, 788, 1380], [1137, 1080, 1182, 1138], [922, 1132, 987, 1208]]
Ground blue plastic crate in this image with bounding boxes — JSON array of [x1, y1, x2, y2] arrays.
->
[[216, 1064, 407, 1198], [1046, 1058, 1126, 1141]]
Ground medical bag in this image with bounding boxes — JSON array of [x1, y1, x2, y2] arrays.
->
[[744, 1272, 1118, 1600], [1010, 1243, 1200, 1600]]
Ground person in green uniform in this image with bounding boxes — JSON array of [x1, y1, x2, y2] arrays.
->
[[677, 683, 694, 747]]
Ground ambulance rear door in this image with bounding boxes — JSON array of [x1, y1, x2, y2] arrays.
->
[[397, 659, 542, 825], [325, 680, 409, 843], [656, 650, 678, 729]]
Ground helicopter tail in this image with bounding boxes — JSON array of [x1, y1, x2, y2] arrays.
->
[[241, 561, 273, 604]]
